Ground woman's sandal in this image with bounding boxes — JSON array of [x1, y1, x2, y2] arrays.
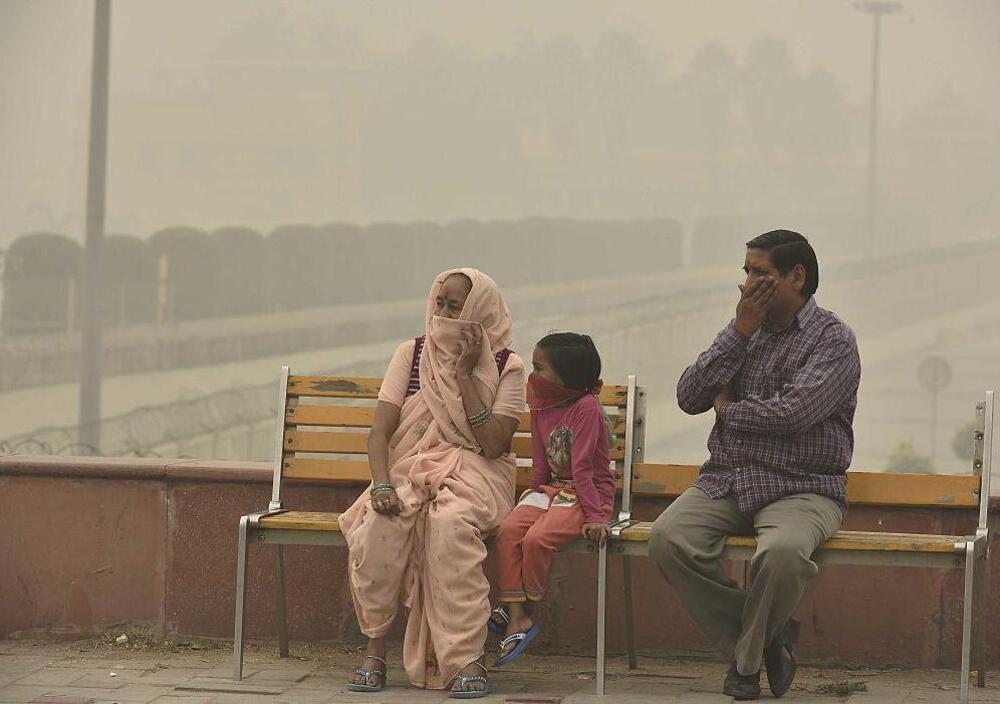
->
[[346, 654, 387, 692], [449, 661, 492, 699], [487, 604, 509, 635], [494, 622, 541, 667]]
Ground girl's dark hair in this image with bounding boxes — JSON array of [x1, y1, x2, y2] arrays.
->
[[536, 332, 602, 390]]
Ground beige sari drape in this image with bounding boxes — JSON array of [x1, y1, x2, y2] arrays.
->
[[339, 268, 521, 689]]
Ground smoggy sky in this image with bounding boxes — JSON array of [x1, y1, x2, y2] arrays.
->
[[2, 0, 998, 242]]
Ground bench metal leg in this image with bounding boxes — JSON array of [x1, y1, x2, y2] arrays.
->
[[961, 541, 976, 704], [975, 540, 990, 688], [623, 555, 637, 670], [596, 543, 608, 696], [233, 516, 252, 681], [275, 544, 289, 658]]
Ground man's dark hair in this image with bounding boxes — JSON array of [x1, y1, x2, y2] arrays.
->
[[745, 229, 819, 296], [536, 332, 602, 390]]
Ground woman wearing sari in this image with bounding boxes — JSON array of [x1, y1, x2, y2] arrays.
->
[[340, 268, 525, 698]]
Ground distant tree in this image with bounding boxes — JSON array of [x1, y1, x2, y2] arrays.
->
[[885, 440, 935, 474], [951, 421, 976, 465], [1, 232, 82, 334], [787, 67, 853, 172], [265, 224, 329, 310], [210, 227, 267, 316], [680, 43, 739, 200], [740, 38, 799, 165], [590, 32, 659, 169], [104, 234, 156, 326], [148, 226, 218, 321]]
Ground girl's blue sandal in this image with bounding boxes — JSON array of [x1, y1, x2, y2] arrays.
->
[[487, 604, 509, 635], [494, 622, 541, 666]]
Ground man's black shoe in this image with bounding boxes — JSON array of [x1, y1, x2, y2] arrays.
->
[[764, 618, 801, 698], [723, 661, 761, 700]]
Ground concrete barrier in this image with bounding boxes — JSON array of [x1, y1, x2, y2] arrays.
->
[[1, 454, 995, 669]]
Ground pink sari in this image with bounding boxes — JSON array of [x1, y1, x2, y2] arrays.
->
[[339, 268, 521, 688]]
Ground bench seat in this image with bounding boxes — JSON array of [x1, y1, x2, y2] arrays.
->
[[612, 523, 977, 569], [254, 510, 604, 555], [257, 512, 971, 562], [618, 522, 968, 552], [259, 511, 344, 531]]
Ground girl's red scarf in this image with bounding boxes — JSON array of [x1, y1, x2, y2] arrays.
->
[[527, 372, 603, 411]]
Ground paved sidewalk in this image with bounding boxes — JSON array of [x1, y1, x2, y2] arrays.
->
[[1, 637, 998, 703]]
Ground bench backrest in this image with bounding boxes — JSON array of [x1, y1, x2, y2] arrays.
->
[[266, 366, 646, 513], [627, 392, 995, 529], [265, 364, 994, 535]]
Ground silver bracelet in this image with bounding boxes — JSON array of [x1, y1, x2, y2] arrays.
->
[[369, 482, 394, 497], [468, 409, 493, 429], [467, 406, 490, 423]]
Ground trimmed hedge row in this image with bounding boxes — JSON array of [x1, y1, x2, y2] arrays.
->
[[1, 217, 683, 335]]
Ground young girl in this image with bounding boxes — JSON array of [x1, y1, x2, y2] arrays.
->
[[490, 332, 615, 665]]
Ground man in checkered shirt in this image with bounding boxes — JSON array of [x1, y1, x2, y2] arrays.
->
[[649, 230, 861, 701]]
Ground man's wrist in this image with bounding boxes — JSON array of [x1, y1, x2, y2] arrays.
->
[[723, 321, 753, 346]]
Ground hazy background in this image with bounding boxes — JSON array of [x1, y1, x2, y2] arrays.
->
[[2, 0, 999, 475], [4, 0, 1000, 234]]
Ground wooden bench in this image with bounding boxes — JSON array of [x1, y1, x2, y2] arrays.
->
[[232, 367, 642, 684], [233, 366, 994, 704], [604, 393, 995, 704]]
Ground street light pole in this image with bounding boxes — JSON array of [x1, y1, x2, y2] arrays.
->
[[853, 1, 901, 252], [79, 0, 112, 453]]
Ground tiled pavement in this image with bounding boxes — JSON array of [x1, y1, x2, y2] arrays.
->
[[1, 639, 999, 703]]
